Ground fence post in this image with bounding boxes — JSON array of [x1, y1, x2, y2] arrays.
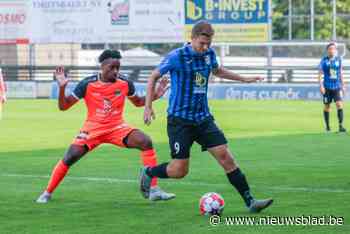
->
[[267, 0, 273, 83], [29, 44, 35, 80]]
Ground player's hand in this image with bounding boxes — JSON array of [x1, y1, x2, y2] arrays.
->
[[245, 76, 264, 83], [155, 77, 170, 99], [320, 86, 326, 95], [55, 66, 69, 87], [144, 106, 155, 125], [342, 86, 346, 94]]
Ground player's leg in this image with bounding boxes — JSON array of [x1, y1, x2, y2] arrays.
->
[[124, 129, 157, 187], [336, 101, 346, 132], [48, 144, 89, 192], [140, 117, 194, 195], [323, 89, 332, 132], [144, 118, 193, 179], [126, 129, 189, 177], [141, 159, 190, 199], [324, 104, 331, 132], [335, 90, 346, 132], [36, 144, 88, 203], [0, 94, 5, 120], [196, 118, 272, 213], [208, 144, 273, 213], [0, 100, 3, 120], [122, 129, 175, 200], [146, 158, 190, 178]]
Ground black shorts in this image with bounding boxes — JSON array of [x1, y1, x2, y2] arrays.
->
[[167, 116, 228, 159], [323, 89, 342, 104]]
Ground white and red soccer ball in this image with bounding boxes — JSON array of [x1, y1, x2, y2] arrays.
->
[[199, 192, 225, 216]]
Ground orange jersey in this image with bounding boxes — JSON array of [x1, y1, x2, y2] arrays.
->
[[72, 73, 135, 132]]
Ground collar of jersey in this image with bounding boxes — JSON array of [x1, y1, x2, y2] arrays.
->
[[185, 43, 209, 57], [97, 73, 117, 84], [326, 55, 337, 61]]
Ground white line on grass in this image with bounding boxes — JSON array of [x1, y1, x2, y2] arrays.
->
[[1, 173, 349, 194]]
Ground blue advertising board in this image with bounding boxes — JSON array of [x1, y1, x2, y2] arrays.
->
[[51, 82, 350, 101]]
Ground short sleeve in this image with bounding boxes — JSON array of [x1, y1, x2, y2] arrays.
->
[[318, 58, 324, 73], [127, 79, 136, 96], [157, 50, 179, 76], [72, 79, 89, 99]]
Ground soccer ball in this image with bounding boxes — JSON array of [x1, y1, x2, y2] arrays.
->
[[199, 192, 225, 216]]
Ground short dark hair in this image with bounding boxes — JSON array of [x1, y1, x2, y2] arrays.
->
[[98, 49, 122, 63], [191, 20, 215, 38], [326, 42, 337, 50]]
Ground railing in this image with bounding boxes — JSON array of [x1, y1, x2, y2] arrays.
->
[[1, 65, 350, 83]]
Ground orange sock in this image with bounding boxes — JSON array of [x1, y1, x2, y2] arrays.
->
[[46, 160, 69, 193], [141, 149, 158, 187]]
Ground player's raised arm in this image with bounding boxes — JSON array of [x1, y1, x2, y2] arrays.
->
[[128, 77, 169, 107], [55, 66, 78, 111], [144, 69, 162, 125], [213, 67, 263, 83]]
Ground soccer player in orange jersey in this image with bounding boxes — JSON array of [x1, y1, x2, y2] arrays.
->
[[36, 50, 175, 203]]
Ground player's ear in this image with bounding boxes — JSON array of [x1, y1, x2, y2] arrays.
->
[[100, 62, 107, 71]]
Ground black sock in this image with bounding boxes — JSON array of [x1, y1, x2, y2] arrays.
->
[[337, 109, 344, 126], [226, 168, 254, 207], [146, 163, 169, 178], [324, 111, 330, 129]]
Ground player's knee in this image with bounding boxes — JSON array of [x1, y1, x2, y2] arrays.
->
[[214, 149, 237, 171], [168, 162, 188, 178], [220, 154, 237, 171], [139, 136, 153, 150], [336, 102, 343, 109], [172, 168, 188, 178], [63, 145, 86, 166], [324, 105, 331, 112], [63, 152, 83, 166], [63, 154, 77, 166]]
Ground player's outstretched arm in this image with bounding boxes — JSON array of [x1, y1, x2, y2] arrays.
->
[[213, 67, 263, 83], [144, 69, 162, 125], [55, 66, 78, 111], [129, 77, 169, 107]]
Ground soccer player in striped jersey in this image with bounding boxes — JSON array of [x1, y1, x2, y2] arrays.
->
[[318, 42, 346, 133], [36, 50, 175, 203], [140, 21, 273, 213]]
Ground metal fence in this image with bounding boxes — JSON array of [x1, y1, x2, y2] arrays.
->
[[1, 65, 350, 83]]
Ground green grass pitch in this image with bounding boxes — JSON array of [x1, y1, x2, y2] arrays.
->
[[0, 99, 349, 234]]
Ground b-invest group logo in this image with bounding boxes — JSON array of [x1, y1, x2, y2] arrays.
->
[[185, 0, 268, 23], [184, 0, 269, 42]]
